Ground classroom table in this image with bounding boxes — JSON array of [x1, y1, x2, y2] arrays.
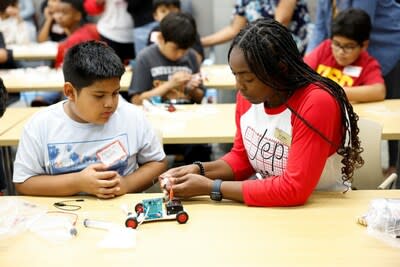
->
[[0, 64, 236, 92], [0, 108, 41, 194], [0, 104, 235, 146], [0, 108, 39, 136], [352, 100, 400, 140], [8, 42, 58, 61], [0, 190, 399, 267], [1, 100, 400, 147]]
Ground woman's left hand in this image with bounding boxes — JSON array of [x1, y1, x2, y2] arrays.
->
[[168, 174, 213, 199]]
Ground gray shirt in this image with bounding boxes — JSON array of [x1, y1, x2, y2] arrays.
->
[[128, 44, 204, 103]]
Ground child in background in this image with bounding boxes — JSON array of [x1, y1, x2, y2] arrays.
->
[[53, 0, 99, 68], [13, 41, 167, 198], [160, 18, 363, 207], [304, 8, 385, 103], [30, 0, 100, 106], [147, 0, 204, 64], [37, 0, 66, 42], [84, 0, 135, 64], [129, 12, 211, 165], [0, 0, 36, 44], [129, 12, 204, 105]]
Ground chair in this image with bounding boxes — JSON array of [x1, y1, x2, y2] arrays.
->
[[351, 119, 398, 189]]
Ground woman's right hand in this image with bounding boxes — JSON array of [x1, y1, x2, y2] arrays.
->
[[159, 164, 200, 193]]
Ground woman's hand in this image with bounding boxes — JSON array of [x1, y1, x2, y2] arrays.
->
[[168, 174, 213, 199], [159, 164, 202, 198], [161, 164, 200, 179]]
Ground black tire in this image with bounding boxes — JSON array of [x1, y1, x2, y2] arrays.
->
[[176, 211, 189, 224], [135, 203, 144, 214], [125, 217, 138, 229]]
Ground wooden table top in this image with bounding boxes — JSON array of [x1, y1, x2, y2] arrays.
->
[[8, 42, 58, 61], [1, 99, 399, 148], [0, 190, 399, 267], [0, 104, 236, 146], [1, 65, 236, 92]]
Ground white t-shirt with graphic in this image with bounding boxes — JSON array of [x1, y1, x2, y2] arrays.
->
[[13, 98, 165, 183]]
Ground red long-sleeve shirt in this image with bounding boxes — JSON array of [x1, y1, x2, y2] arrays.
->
[[222, 84, 345, 207], [55, 24, 100, 68]]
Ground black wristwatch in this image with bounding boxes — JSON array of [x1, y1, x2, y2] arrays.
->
[[210, 179, 223, 201]]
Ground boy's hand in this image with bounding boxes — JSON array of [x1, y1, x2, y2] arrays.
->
[[186, 73, 202, 91], [78, 163, 121, 199], [44, 7, 53, 20], [169, 71, 192, 89]]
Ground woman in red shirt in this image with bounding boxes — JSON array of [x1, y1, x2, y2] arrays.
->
[[160, 18, 363, 207]]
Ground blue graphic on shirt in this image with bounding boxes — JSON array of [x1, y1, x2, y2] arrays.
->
[[47, 134, 129, 175]]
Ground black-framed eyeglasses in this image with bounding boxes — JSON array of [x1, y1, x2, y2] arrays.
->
[[331, 40, 360, 54]]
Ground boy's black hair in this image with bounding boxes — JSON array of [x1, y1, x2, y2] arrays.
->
[[0, 0, 17, 12], [228, 18, 363, 187], [60, 0, 86, 17], [152, 0, 181, 13], [0, 78, 8, 117], [62, 41, 125, 92], [331, 8, 371, 45], [160, 12, 196, 49]]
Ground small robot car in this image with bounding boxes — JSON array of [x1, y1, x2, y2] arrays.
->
[[125, 197, 188, 229]]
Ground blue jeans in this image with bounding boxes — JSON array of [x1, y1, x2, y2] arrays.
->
[[20, 91, 62, 106]]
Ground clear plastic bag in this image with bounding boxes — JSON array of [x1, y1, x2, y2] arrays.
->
[[360, 198, 400, 248], [0, 198, 47, 239]]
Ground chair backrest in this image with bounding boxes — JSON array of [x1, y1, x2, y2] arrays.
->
[[351, 118, 385, 189]]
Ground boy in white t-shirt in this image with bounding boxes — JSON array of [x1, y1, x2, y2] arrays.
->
[[13, 41, 167, 198]]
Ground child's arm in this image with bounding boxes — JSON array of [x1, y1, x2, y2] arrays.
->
[[201, 15, 247, 47], [37, 7, 54, 43], [274, 0, 297, 27], [115, 159, 168, 195], [344, 83, 386, 103], [131, 71, 192, 105], [15, 163, 122, 199]]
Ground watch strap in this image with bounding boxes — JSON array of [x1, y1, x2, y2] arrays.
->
[[210, 179, 223, 201]]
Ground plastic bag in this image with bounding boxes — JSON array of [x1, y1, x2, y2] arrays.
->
[[360, 198, 400, 248], [0, 198, 47, 239], [29, 212, 77, 243]]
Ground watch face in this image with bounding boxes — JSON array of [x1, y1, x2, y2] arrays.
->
[[210, 191, 222, 201]]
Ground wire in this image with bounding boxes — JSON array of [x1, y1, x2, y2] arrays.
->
[[53, 199, 85, 211]]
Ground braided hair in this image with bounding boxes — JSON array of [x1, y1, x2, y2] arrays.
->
[[228, 18, 363, 186]]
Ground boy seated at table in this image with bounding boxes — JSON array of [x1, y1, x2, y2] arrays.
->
[[129, 12, 204, 105], [129, 12, 211, 165], [304, 8, 385, 103], [13, 41, 167, 198], [29, 0, 100, 107], [147, 0, 204, 64]]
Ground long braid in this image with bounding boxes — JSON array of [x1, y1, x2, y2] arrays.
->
[[228, 19, 364, 186]]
